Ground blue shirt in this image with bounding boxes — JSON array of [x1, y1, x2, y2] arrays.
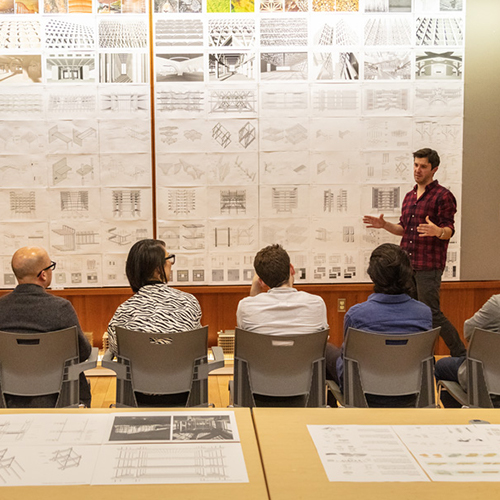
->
[[336, 293, 432, 384]]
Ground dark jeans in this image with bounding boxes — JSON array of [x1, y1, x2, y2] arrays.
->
[[415, 270, 466, 357]]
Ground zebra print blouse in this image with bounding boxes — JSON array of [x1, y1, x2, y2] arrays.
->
[[107, 283, 202, 355]]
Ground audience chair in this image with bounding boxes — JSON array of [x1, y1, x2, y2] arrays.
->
[[230, 328, 329, 408], [438, 328, 500, 408], [102, 326, 224, 408], [328, 327, 440, 408], [0, 327, 98, 408]]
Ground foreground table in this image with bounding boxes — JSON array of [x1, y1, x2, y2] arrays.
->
[[253, 407, 500, 500], [0, 407, 268, 500]]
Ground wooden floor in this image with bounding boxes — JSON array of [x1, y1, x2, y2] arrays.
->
[[89, 375, 233, 409]]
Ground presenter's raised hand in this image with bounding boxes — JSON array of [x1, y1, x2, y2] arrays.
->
[[363, 214, 386, 229]]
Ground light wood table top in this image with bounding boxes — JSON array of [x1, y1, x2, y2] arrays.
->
[[0, 407, 268, 500], [253, 407, 500, 500]]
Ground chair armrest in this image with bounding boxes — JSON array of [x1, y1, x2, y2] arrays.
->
[[102, 349, 114, 363], [101, 349, 131, 379], [208, 346, 225, 372], [68, 347, 99, 379], [326, 380, 345, 407], [437, 380, 468, 407]]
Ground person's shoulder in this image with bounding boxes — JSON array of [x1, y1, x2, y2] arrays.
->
[[297, 290, 326, 304]]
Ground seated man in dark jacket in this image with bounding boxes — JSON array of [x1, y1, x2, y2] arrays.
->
[[336, 243, 432, 407], [0, 246, 92, 408]]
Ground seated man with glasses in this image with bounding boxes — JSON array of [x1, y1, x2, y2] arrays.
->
[[0, 246, 92, 407]]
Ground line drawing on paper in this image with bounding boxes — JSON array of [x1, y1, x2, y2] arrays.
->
[[260, 18, 307, 46], [414, 119, 462, 145], [9, 191, 36, 219], [365, 88, 410, 112], [415, 86, 462, 107], [209, 53, 255, 82], [364, 51, 411, 80], [312, 87, 359, 113], [371, 187, 400, 211], [100, 53, 148, 84], [49, 92, 96, 114], [60, 191, 89, 216], [168, 189, 196, 216], [159, 223, 205, 251], [416, 17, 463, 46], [272, 187, 298, 214], [208, 19, 255, 47], [157, 90, 204, 113], [154, 0, 202, 13], [0, 19, 41, 49], [322, 188, 348, 213], [112, 190, 141, 218], [156, 19, 203, 47], [313, 52, 359, 80], [209, 89, 256, 115], [260, 0, 307, 12], [261, 89, 308, 112], [100, 90, 149, 114], [0, 55, 42, 84], [365, 0, 411, 12], [260, 52, 307, 80], [46, 54, 95, 83], [0, 92, 43, 115], [156, 54, 203, 83], [415, 51, 462, 79], [263, 123, 307, 146], [110, 445, 231, 482], [44, 18, 95, 50], [0, 449, 24, 483], [0, 421, 31, 442], [212, 123, 231, 148], [51, 448, 82, 470], [158, 158, 204, 180], [52, 224, 99, 251], [364, 17, 411, 45], [220, 190, 246, 215], [108, 227, 149, 246], [213, 226, 254, 248], [49, 125, 97, 149], [99, 18, 148, 49]]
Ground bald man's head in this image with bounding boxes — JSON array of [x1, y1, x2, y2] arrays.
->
[[12, 247, 52, 285]]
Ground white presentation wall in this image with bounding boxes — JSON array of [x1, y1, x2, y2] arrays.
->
[[0, 0, 465, 287]]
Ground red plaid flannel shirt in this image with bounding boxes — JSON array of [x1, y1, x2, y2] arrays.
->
[[399, 180, 456, 271]]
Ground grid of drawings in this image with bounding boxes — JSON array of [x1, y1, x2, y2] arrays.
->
[[0, 0, 153, 288], [154, 0, 465, 285]]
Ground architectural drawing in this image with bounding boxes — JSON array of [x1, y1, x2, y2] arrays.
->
[[311, 85, 360, 115], [260, 219, 310, 250], [156, 88, 204, 115], [414, 117, 463, 149], [260, 152, 309, 185], [209, 53, 255, 82], [48, 124, 98, 154], [260, 86, 308, 115], [208, 186, 258, 218], [364, 17, 411, 45], [208, 19, 255, 47], [158, 221, 206, 251], [209, 221, 256, 250], [363, 117, 412, 150], [155, 19, 203, 47], [364, 87, 410, 114], [46, 54, 95, 84], [311, 151, 362, 184], [99, 89, 149, 116], [48, 90, 96, 116], [260, 18, 307, 46], [371, 186, 401, 211], [0, 90, 43, 117], [100, 53, 148, 84], [208, 88, 257, 116], [311, 117, 361, 151], [0, 449, 24, 484], [45, 0, 92, 14], [414, 84, 463, 116], [157, 155, 206, 185], [0, 222, 48, 256], [260, 52, 307, 80], [9, 191, 37, 219], [51, 448, 81, 470], [260, 0, 308, 11], [44, 17, 95, 50], [415, 50, 463, 79], [155, 0, 202, 13], [312, 0, 359, 11], [416, 17, 463, 46], [49, 254, 101, 286], [261, 121, 308, 151], [0, 19, 41, 49], [365, 0, 411, 12], [362, 151, 411, 182], [0, 55, 41, 84], [156, 53, 203, 83], [98, 119, 150, 154], [99, 18, 148, 49], [312, 51, 359, 80], [102, 254, 128, 286], [207, 153, 258, 185], [51, 224, 100, 252], [111, 190, 141, 218], [364, 51, 411, 80]]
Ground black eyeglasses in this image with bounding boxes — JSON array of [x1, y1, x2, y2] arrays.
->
[[37, 261, 56, 278], [165, 254, 176, 265]]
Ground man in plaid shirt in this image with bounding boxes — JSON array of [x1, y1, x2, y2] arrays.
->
[[363, 148, 466, 357]]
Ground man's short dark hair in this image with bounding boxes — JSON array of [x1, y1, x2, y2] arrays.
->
[[413, 148, 440, 169], [367, 243, 415, 295], [126, 239, 168, 293], [253, 244, 290, 289]]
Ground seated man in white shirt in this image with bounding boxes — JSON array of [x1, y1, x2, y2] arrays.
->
[[236, 244, 340, 393]]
